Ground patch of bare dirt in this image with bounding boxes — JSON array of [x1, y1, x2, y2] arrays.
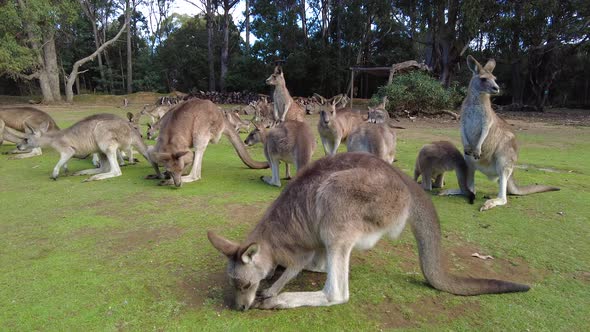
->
[[497, 108, 590, 127], [365, 294, 481, 329], [571, 271, 590, 284], [101, 225, 185, 253], [177, 269, 233, 310], [222, 202, 270, 227]]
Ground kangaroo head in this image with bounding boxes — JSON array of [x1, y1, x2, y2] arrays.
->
[[207, 231, 272, 311], [244, 123, 263, 146], [265, 66, 285, 86], [467, 55, 499, 95], [146, 123, 157, 140], [153, 151, 191, 187], [17, 121, 49, 151], [318, 95, 341, 125]]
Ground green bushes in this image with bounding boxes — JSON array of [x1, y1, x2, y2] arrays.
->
[[373, 71, 464, 114]]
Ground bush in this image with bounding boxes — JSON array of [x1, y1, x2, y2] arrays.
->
[[373, 71, 464, 115]]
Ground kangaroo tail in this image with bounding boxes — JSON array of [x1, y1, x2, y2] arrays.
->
[[223, 126, 269, 169], [410, 196, 529, 295], [507, 176, 560, 196]]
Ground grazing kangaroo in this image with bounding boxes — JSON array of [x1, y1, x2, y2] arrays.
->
[[317, 95, 366, 155], [208, 153, 529, 311], [448, 56, 559, 211], [414, 141, 475, 204], [147, 99, 268, 187], [17, 113, 156, 181], [265, 66, 305, 122], [0, 106, 60, 158], [127, 104, 173, 125], [244, 120, 317, 187], [346, 121, 399, 164]]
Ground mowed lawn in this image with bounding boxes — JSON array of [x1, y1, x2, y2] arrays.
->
[[0, 100, 589, 331]]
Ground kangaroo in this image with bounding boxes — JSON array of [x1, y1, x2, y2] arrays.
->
[[367, 105, 390, 124], [346, 121, 399, 164], [414, 141, 475, 204], [147, 99, 268, 187], [317, 95, 366, 155], [446, 56, 559, 211], [16, 113, 157, 182], [0, 106, 60, 158], [208, 152, 529, 311], [244, 120, 317, 187], [224, 110, 251, 133], [127, 103, 173, 126], [265, 66, 305, 123]]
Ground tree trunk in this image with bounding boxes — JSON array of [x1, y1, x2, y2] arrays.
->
[[125, 0, 133, 94], [207, 0, 216, 91], [301, 0, 307, 40], [43, 31, 62, 101], [245, 0, 250, 52], [220, 2, 231, 92]]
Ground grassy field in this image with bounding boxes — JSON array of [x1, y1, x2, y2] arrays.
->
[[0, 100, 589, 331]]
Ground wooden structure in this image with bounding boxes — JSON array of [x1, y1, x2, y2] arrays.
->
[[349, 60, 431, 108]]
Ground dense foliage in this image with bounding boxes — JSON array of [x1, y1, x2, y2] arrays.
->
[[375, 71, 464, 114], [0, 0, 589, 109]]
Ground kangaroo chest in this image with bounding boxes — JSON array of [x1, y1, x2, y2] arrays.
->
[[461, 106, 486, 142]]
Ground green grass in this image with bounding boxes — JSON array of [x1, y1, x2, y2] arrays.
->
[[0, 104, 589, 331]]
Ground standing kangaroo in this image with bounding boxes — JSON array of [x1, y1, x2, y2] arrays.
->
[[244, 120, 317, 187], [317, 95, 366, 155], [446, 56, 559, 211], [147, 99, 268, 187], [17, 113, 156, 182], [0, 107, 60, 158], [414, 141, 475, 204], [208, 153, 529, 311], [265, 66, 305, 122], [346, 121, 400, 164]]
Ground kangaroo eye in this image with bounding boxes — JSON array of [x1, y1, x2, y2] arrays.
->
[[480, 78, 487, 82], [244, 282, 251, 289]]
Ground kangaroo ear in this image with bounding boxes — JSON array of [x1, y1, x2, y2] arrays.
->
[[208, 231, 240, 258], [24, 121, 36, 134], [39, 121, 50, 133], [466, 55, 481, 74], [241, 243, 259, 264], [331, 94, 343, 107], [173, 151, 190, 160], [153, 152, 172, 162], [274, 66, 282, 75], [483, 59, 496, 72]]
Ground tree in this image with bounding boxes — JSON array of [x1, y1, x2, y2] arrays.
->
[[65, 22, 127, 101]]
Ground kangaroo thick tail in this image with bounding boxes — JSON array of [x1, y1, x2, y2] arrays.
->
[[507, 176, 560, 196], [410, 197, 529, 295], [223, 127, 269, 169]]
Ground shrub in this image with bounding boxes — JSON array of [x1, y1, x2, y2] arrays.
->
[[373, 71, 464, 115]]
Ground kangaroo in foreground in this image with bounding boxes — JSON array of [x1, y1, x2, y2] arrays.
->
[[208, 153, 530, 311], [244, 120, 317, 187], [265, 66, 305, 123], [317, 95, 366, 155], [444, 56, 559, 211], [346, 120, 401, 164], [414, 141, 475, 204], [0, 107, 60, 158], [17, 113, 156, 181], [147, 99, 268, 187]]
